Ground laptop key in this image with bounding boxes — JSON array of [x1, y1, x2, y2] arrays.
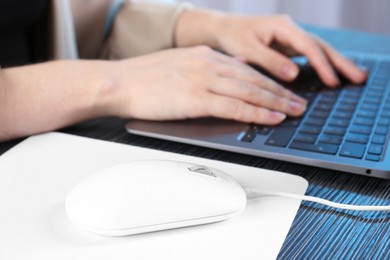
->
[[357, 110, 377, 118], [372, 81, 387, 88], [360, 103, 379, 112], [375, 126, 388, 135], [290, 142, 338, 155], [363, 97, 381, 105], [311, 109, 330, 118], [319, 134, 343, 145], [240, 129, 257, 142], [337, 104, 356, 112], [305, 117, 326, 126], [350, 125, 372, 135], [366, 154, 381, 162], [254, 126, 273, 135], [300, 125, 322, 135], [342, 97, 359, 105], [328, 119, 350, 128], [333, 111, 353, 120], [368, 144, 384, 155], [383, 103, 390, 110], [324, 126, 347, 136], [381, 111, 390, 118], [293, 133, 317, 144], [280, 118, 301, 128], [346, 134, 369, 144], [314, 103, 333, 111], [354, 117, 375, 127], [339, 142, 366, 159], [344, 88, 363, 98], [372, 135, 386, 145], [322, 90, 340, 98], [265, 128, 296, 147], [318, 96, 338, 104], [366, 91, 382, 98]]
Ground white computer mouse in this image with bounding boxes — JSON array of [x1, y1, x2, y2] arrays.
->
[[65, 160, 247, 236]]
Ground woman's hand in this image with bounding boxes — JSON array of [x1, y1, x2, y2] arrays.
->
[[0, 47, 306, 142], [109, 46, 307, 125], [175, 10, 368, 87]]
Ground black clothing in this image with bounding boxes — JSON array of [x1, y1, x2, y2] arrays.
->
[[0, 0, 49, 67]]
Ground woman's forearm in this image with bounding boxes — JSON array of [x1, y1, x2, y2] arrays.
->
[[0, 60, 116, 141]]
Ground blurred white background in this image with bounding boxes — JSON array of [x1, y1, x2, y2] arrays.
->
[[184, 0, 390, 35]]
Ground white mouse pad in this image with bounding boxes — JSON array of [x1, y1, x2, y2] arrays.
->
[[0, 132, 308, 260]]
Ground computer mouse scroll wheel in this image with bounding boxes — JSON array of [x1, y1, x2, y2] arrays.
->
[[188, 165, 217, 177]]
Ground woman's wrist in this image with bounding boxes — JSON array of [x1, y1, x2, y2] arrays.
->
[[44, 59, 122, 120], [174, 8, 227, 49], [85, 60, 126, 119]]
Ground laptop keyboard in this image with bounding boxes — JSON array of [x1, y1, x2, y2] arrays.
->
[[240, 57, 390, 162]]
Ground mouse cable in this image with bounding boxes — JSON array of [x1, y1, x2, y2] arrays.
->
[[244, 188, 390, 212]]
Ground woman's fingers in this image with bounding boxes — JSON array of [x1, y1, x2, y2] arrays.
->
[[209, 78, 307, 117], [244, 37, 301, 82], [314, 37, 368, 84], [204, 94, 287, 125], [276, 24, 342, 86], [215, 62, 306, 101], [206, 50, 308, 117], [270, 25, 368, 86], [218, 15, 367, 87]]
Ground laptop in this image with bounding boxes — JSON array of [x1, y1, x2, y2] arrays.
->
[[126, 32, 390, 179]]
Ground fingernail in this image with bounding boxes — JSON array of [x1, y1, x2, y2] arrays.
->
[[358, 65, 369, 80], [291, 101, 307, 113], [358, 65, 369, 72], [291, 95, 308, 105], [270, 111, 287, 122], [282, 64, 299, 80], [327, 70, 341, 87], [333, 77, 341, 87]]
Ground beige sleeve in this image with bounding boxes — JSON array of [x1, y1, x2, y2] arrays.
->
[[100, 0, 193, 60]]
